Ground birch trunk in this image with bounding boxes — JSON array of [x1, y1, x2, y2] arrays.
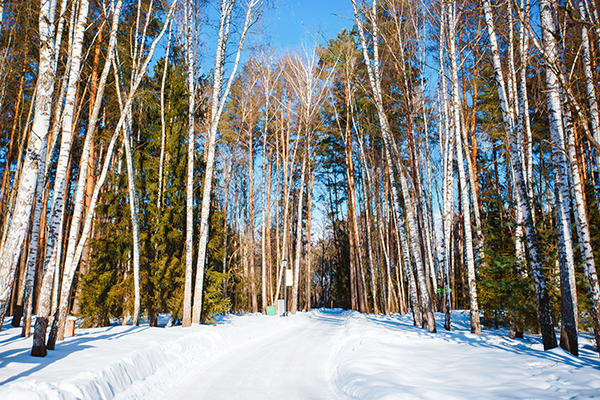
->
[[51, 0, 176, 341], [46, 0, 122, 343], [483, 0, 557, 349], [182, 0, 196, 327], [158, 20, 173, 211], [352, 0, 435, 330], [43, 0, 90, 349], [564, 105, 600, 353], [192, 0, 262, 324], [0, 0, 57, 327], [579, 0, 600, 171], [438, 10, 453, 330], [447, 0, 480, 333], [536, 0, 581, 354], [248, 125, 257, 312], [21, 158, 48, 337], [123, 122, 142, 326]]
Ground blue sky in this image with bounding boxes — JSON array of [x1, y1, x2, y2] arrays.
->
[[264, 0, 354, 50]]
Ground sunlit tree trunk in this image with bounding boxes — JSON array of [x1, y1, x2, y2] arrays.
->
[[192, 0, 262, 324], [352, 0, 435, 331], [447, 1, 479, 333], [123, 121, 142, 326], [579, 0, 600, 171], [482, 0, 557, 350], [51, 0, 176, 343], [438, 9, 453, 330], [158, 20, 173, 211], [304, 167, 315, 311], [43, 0, 91, 350], [182, 0, 196, 328], [247, 121, 257, 313], [291, 154, 307, 313], [0, 0, 58, 327]]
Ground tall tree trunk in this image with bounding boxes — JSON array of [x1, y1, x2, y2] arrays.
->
[[50, 0, 176, 343], [158, 20, 173, 211], [43, 0, 90, 349], [0, 0, 58, 327], [182, 0, 196, 327], [448, 1, 480, 334], [260, 89, 271, 312], [291, 154, 307, 313], [123, 121, 142, 326], [192, 0, 261, 324], [482, 0, 557, 350], [248, 126, 257, 313], [305, 167, 314, 311]]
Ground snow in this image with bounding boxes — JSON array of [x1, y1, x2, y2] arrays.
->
[[1, 310, 599, 399]]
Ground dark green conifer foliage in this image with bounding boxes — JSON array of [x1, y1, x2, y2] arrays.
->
[[77, 46, 234, 326]]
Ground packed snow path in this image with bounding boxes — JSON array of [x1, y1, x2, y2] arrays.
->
[[1, 309, 600, 399], [170, 310, 344, 400]]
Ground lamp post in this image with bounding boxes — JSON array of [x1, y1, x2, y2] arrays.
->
[[282, 259, 288, 315]]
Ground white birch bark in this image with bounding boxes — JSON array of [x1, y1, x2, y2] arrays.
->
[[51, 0, 177, 341], [536, 0, 582, 353], [438, 10, 453, 330], [47, 0, 123, 344], [563, 102, 600, 353], [482, 0, 557, 349], [158, 20, 173, 211], [20, 189, 43, 337], [0, 0, 57, 328], [578, 0, 600, 171], [518, 0, 534, 202], [182, 0, 196, 328], [192, 0, 263, 324], [123, 121, 142, 326], [447, 1, 479, 334], [42, 0, 90, 349], [352, 0, 435, 329]]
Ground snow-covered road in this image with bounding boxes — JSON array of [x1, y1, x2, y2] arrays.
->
[[2, 309, 600, 399], [169, 310, 346, 400]]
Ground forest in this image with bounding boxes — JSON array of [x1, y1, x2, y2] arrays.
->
[[0, 0, 599, 363]]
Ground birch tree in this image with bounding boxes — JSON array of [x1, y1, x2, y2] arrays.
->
[[182, 0, 197, 327], [482, 0, 557, 350], [0, 0, 58, 327], [33, 0, 90, 354], [352, 0, 435, 331], [45, 0, 177, 347], [446, 0, 480, 334], [191, 0, 263, 324]]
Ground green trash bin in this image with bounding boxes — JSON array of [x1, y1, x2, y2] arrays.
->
[[266, 306, 276, 316]]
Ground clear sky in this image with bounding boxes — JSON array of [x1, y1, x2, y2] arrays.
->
[[264, 0, 355, 50]]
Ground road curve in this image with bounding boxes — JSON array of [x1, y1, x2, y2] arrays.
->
[[168, 309, 348, 400]]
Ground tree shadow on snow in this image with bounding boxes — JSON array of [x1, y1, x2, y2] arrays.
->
[[0, 325, 147, 385], [357, 311, 600, 371]]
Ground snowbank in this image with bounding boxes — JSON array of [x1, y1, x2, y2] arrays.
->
[[1, 310, 599, 399], [332, 311, 600, 399], [0, 313, 305, 399]]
